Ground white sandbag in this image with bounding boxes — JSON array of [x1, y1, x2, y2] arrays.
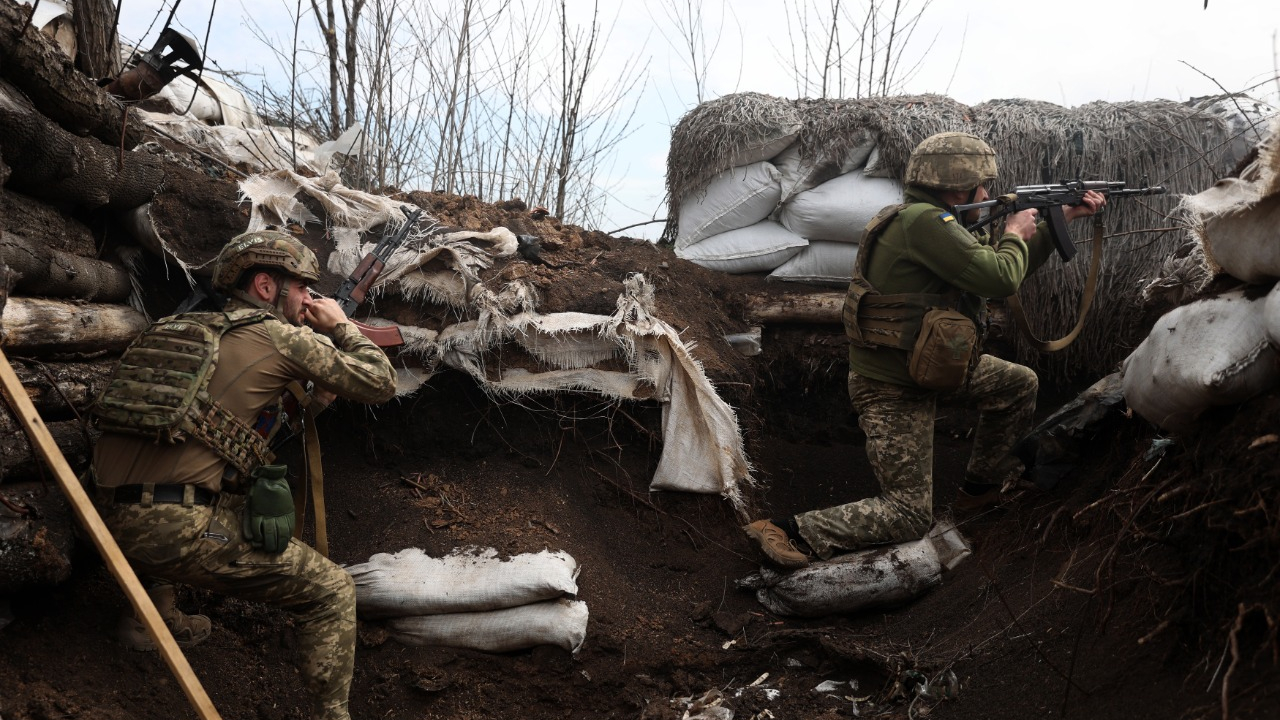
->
[[768, 240, 859, 286], [1267, 282, 1280, 347], [675, 221, 807, 274], [773, 139, 877, 201], [1121, 289, 1280, 430], [729, 126, 802, 170], [1197, 192, 1280, 283], [737, 523, 970, 618], [778, 171, 903, 243], [387, 599, 589, 653], [676, 162, 782, 249], [347, 547, 579, 618]]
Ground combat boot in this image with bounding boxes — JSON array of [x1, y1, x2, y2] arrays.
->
[[117, 583, 212, 651], [953, 484, 1002, 515], [743, 520, 811, 569]]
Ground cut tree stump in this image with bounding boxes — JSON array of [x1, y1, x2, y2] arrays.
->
[[0, 296, 147, 355]]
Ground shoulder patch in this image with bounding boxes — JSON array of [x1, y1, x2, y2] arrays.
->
[[939, 212, 955, 224]]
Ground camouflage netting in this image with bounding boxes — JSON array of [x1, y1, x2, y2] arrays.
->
[[664, 92, 1275, 382]]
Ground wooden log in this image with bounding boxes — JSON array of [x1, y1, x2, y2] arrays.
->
[[745, 292, 844, 324], [0, 481, 75, 592], [0, 232, 132, 301], [1, 296, 147, 355], [0, 188, 98, 256], [0, 77, 165, 210], [0, 0, 142, 148], [6, 357, 113, 417], [0, 416, 92, 481]]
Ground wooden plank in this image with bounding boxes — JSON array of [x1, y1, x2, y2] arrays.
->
[[0, 347, 223, 720]]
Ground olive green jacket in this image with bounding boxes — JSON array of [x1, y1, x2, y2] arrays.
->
[[848, 187, 1054, 386]]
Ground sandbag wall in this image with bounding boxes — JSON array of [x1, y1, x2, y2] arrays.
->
[[1123, 115, 1280, 430], [665, 92, 1274, 382]]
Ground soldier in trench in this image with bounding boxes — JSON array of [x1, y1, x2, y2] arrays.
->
[[744, 133, 1105, 568], [89, 231, 397, 720]]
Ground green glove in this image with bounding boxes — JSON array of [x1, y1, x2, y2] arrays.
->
[[242, 465, 295, 554]]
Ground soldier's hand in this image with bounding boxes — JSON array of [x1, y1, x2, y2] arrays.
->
[[1004, 208, 1040, 241], [304, 297, 347, 334], [1064, 190, 1106, 222]]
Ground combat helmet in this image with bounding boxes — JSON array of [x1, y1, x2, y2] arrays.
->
[[904, 132, 997, 191], [212, 230, 321, 292]]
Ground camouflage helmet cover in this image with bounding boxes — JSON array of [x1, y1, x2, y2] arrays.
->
[[904, 132, 998, 191], [212, 230, 321, 290]]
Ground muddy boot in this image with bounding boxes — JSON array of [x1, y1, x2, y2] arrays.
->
[[743, 520, 811, 569], [953, 483, 1002, 515], [117, 584, 212, 651]]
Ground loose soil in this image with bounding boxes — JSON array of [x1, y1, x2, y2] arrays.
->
[[2, 161, 1278, 720]]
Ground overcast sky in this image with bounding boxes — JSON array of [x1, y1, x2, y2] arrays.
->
[[117, 0, 1280, 239]]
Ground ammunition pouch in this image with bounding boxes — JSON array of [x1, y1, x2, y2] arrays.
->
[[908, 308, 977, 391]]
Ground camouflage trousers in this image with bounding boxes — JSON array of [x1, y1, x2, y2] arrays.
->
[[100, 491, 356, 720], [796, 354, 1037, 559]]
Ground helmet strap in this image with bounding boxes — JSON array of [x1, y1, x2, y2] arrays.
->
[[273, 276, 303, 327], [229, 271, 298, 325]]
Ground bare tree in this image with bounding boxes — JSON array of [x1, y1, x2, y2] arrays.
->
[[784, 0, 936, 99], [233, 0, 646, 229], [71, 0, 120, 79], [654, 0, 730, 104]]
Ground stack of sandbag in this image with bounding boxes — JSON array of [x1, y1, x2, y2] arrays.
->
[[671, 147, 902, 281], [346, 547, 588, 653], [666, 93, 953, 283], [670, 98, 808, 274], [736, 522, 971, 617], [770, 149, 902, 285], [1123, 114, 1280, 430]]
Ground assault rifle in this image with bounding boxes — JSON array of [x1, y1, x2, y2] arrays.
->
[[335, 205, 424, 348], [953, 180, 1166, 261]]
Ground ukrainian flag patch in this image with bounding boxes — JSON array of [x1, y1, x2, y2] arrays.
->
[[939, 212, 955, 224]]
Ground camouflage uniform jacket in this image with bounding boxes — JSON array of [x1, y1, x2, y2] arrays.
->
[[848, 186, 1055, 387], [94, 299, 397, 493]]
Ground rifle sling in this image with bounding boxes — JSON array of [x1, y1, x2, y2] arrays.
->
[[287, 382, 329, 557], [1008, 216, 1104, 352]]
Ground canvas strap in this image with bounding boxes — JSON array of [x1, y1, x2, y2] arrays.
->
[[286, 381, 329, 557], [1008, 216, 1104, 352]]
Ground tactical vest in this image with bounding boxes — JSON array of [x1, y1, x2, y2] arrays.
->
[[842, 203, 967, 350], [92, 308, 276, 479]]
